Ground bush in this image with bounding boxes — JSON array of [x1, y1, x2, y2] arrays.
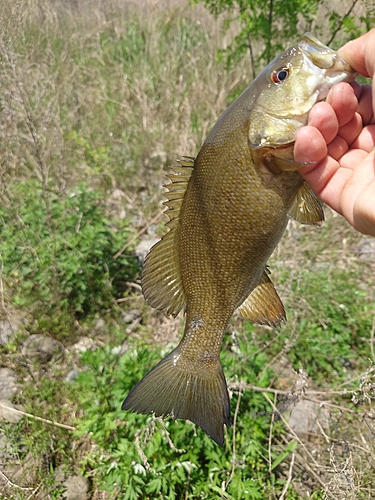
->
[[74, 338, 297, 500], [0, 180, 139, 336]]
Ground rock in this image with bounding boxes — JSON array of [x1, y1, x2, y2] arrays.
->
[[121, 309, 140, 324], [357, 237, 375, 262], [0, 310, 22, 346], [135, 237, 160, 265], [54, 464, 67, 483], [150, 150, 168, 165], [65, 369, 80, 383], [21, 335, 63, 363], [0, 368, 19, 400], [110, 342, 129, 356], [93, 318, 108, 333], [106, 189, 127, 220], [11, 451, 39, 487], [62, 475, 90, 500], [0, 319, 16, 346], [0, 399, 25, 424], [70, 337, 96, 354], [286, 399, 329, 436]]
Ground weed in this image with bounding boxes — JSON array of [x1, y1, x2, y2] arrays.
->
[[0, 180, 139, 339]]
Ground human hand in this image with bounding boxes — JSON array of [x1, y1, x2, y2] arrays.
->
[[294, 30, 375, 237]]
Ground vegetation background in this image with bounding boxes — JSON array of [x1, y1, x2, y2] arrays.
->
[[0, 0, 374, 498]]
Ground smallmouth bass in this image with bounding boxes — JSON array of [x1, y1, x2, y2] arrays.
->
[[122, 34, 356, 445]]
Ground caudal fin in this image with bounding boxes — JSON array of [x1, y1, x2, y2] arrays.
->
[[122, 348, 231, 446]]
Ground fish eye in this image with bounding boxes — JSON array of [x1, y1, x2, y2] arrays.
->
[[271, 67, 289, 84]]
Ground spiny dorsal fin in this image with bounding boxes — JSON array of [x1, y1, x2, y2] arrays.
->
[[237, 270, 285, 327], [288, 181, 324, 226], [141, 156, 195, 317], [163, 156, 195, 230]]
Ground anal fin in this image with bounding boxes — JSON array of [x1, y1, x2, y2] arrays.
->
[[237, 271, 285, 327]]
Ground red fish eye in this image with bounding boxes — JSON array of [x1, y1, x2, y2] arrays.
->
[[271, 67, 289, 84]]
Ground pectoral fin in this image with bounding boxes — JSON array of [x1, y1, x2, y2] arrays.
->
[[237, 271, 285, 327], [288, 181, 324, 226]]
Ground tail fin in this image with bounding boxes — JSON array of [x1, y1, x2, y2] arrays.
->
[[122, 348, 231, 446]]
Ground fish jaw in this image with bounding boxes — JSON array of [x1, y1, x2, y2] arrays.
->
[[298, 33, 357, 103]]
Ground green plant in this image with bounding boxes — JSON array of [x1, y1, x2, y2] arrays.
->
[[244, 265, 374, 386], [194, 0, 375, 74], [74, 339, 296, 499], [0, 180, 139, 336]]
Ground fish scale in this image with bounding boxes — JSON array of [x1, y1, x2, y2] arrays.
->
[[122, 33, 356, 445]]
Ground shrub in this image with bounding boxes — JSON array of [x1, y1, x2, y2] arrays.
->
[[0, 180, 139, 336]]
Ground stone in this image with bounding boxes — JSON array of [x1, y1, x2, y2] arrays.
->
[[110, 343, 129, 356], [62, 475, 90, 500], [135, 237, 160, 265], [54, 464, 67, 483], [0, 399, 25, 424], [70, 337, 96, 354], [21, 334, 63, 363], [121, 309, 140, 324], [357, 237, 375, 261], [0, 319, 16, 346], [65, 369, 80, 383], [0, 434, 12, 459], [0, 368, 19, 400], [286, 399, 329, 436], [93, 318, 108, 333]]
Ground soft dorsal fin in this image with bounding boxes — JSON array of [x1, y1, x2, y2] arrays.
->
[[237, 270, 285, 327], [288, 181, 324, 226], [141, 157, 195, 317]]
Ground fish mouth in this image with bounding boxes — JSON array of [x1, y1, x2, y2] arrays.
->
[[299, 33, 352, 72], [299, 32, 357, 103]]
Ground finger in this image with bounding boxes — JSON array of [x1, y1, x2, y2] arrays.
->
[[294, 126, 327, 168], [339, 148, 369, 171], [327, 135, 349, 162], [339, 29, 375, 78], [299, 154, 343, 208], [339, 30, 375, 119], [306, 101, 338, 144], [353, 178, 375, 236], [337, 112, 363, 146], [351, 124, 375, 152], [326, 82, 358, 127], [340, 150, 375, 234], [356, 84, 374, 125]]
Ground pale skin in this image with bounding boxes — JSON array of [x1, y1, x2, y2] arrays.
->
[[294, 29, 375, 237]]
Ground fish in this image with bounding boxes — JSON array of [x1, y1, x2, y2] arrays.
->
[[122, 34, 356, 446]]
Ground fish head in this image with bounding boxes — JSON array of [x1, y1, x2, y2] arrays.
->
[[249, 33, 357, 149]]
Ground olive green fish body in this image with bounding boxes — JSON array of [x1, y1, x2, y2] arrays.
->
[[122, 34, 356, 445]]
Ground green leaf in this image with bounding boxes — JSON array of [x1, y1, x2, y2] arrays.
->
[[271, 440, 298, 471]]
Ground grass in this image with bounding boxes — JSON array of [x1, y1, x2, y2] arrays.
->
[[0, 0, 374, 499]]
